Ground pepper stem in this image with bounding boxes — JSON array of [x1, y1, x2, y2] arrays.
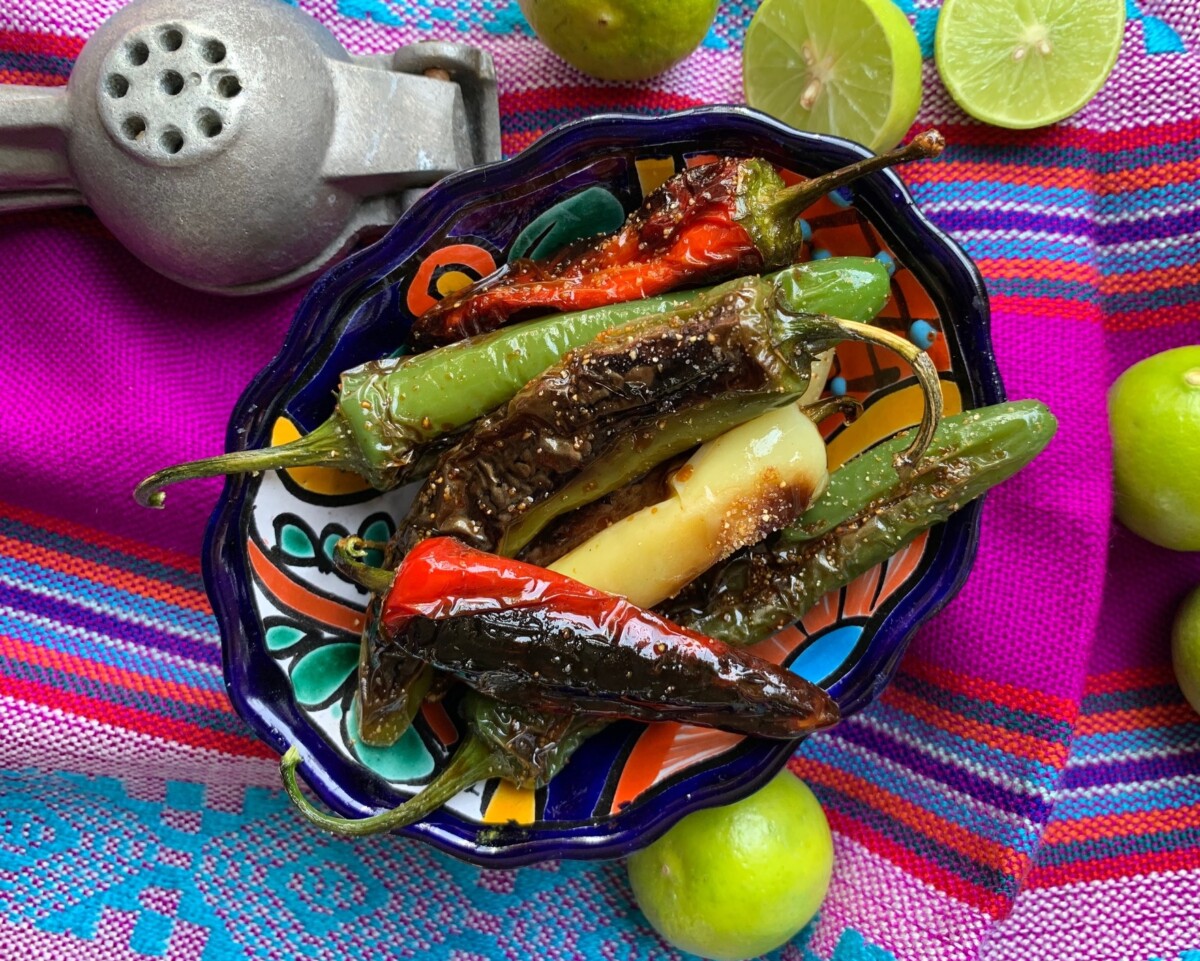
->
[[332, 537, 396, 595], [133, 415, 356, 509], [825, 318, 944, 473], [767, 129, 946, 223], [802, 396, 863, 426], [280, 736, 495, 837]]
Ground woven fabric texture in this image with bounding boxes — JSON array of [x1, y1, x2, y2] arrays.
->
[[1, 1, 1200, 959]]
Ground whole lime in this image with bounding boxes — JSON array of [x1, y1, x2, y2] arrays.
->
[[1173, 585, 1200, 714], [1109, 346, 1200, 551], [519, 0, 718, 82], [627, 771, 833, 961]]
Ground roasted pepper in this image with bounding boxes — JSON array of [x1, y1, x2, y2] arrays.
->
[[133, 283, 713, 507], [410, 131, 945, 348], [398, 268, 941, 560], [335, 537, 840, 737], [663, 401, 1058, 644]]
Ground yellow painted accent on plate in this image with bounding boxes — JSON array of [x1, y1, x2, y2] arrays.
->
[[436, 270, 476, 298], [636, 157, 676, 197], [271, 418, 371, 495], [482, 780, 537, 825], [826, 381, 963, 471]]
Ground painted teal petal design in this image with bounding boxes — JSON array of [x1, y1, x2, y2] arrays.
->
[[508, 187, 626, 263], [359, 518, 393, 543], [321, 532, 343, 563], [291, 643, 359, 707], [791, 624, 864, 685], [265, 623, 305, 652], [347, 698, 435, 782], [278, 522, 316, 559]]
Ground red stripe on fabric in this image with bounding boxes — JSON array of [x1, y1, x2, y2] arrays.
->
[[0, 632, 233, 714], [1028, 849, 1200, 888], [1100, 262, 1200, 296], [901, 656, 1078, 722], [1083, 664, 1178, 696], [1041, 802, 1200, 845], [500, 87, 706, 114], [0, 29, 86, 58], [989, 295, 1101, 325], [0, 500, 201, 574], [3, 674, 271, 757], [812, 799, 1014, 919], [791, 756, 1027, 882], [881, 686, 1070, 765], [1106, 302, 1200, 332], [1076, 703, 1197, 735], [928, 119, 1200, 152], [903, 157, 1200, 193], [0, 533, 211, 612]]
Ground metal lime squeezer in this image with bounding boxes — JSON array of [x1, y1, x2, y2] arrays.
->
[[0, 0, 501, 294]]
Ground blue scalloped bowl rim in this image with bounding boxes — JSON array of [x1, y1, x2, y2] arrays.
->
[[203, 106, 1002, 867]]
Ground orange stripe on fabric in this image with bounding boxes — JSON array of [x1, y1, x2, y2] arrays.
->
[[792, 758, 1028, 879], [881, 686, 1070, 765], [4, 674, 271, 757], [0, 499, 201, 574], [903, 163, 1093, 190], [246, 539, 365, 635], [609, 723, 679, 813], [1075, 702, 1197, 735], [0, 533, 211, 612], [1100, 262, 1200, 296], [1083, 664, 1178, 696], [0, 632, 233, 714], [974, 259, 1101, 286], [1041, 802, 1200, 846], [0, 69, 68, 85], [902, 656, 1078, 722]]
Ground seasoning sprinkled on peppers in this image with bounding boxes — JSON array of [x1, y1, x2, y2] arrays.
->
[[410, 130, 945, 348], [399, 269, 942, 560]]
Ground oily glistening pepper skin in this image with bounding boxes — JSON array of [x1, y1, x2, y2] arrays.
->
[[409, 131, 945, 348], [355, 258, 891, 748], [280, 400, 1055, 837]]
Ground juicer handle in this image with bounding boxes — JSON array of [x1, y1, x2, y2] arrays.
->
[[0, 84, 83, 212]]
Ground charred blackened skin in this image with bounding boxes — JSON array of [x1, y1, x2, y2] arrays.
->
[[409, 131, 945, 349], [397, 280, 798, 556], [352, 537, 841, 740]]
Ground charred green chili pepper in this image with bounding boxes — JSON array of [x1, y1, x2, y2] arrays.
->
[[281, 691, 606, 837], [662, 401, 1058, 644], [133, 283, 716, 507], [410, 131, 945, 348], [399, 268, 941, 559]]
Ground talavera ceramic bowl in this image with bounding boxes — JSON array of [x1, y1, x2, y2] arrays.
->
[[204, 107, 1002, 867]]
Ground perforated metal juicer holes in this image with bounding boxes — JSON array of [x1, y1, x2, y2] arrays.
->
[[97, 22, 244, 163]]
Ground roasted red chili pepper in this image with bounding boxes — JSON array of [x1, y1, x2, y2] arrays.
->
[[409, 130, 944, 348], [340, 536, 840, 739]]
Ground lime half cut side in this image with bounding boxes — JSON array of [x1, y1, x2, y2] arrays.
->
[[936, 0, 1126, 129], [743, 0, 923, 152]]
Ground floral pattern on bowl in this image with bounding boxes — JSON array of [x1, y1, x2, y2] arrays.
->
[[204, 107, 1002, 866]]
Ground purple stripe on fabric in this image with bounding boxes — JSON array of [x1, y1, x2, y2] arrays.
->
[[0, 580, 220, 667], [826, 719, 1055, 822], [1061, 749, 1200, 790]]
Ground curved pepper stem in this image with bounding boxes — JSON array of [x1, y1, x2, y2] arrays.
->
[[280, 738, 494, 838], [801, 395, 863, 426], [775, 311, 943, 474], [134, 416, 356, 508], [766, 129, 946, 224], [332, 537, 396, 595]]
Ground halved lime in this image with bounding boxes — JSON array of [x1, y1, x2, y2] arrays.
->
[[935, 0, 1125, 129], [743, 0, 923, 152]]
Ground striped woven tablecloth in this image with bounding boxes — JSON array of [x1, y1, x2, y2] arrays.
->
[[2, 2, 1200, 959]]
